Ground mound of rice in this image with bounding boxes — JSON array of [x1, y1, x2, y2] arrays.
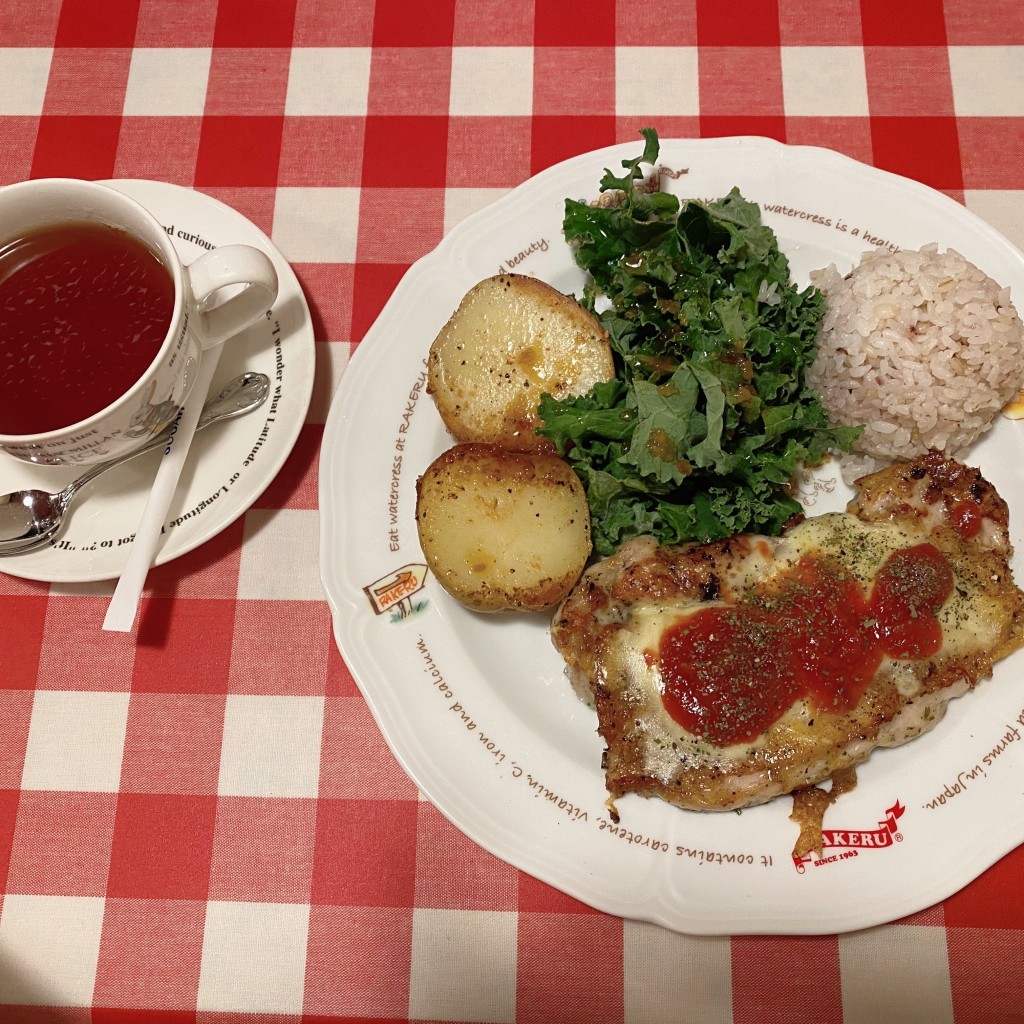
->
[[807, 244, 1024, 479]]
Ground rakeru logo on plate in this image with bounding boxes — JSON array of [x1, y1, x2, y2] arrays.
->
[[364, 563, 428, 620], [793, 801, 905, 873]]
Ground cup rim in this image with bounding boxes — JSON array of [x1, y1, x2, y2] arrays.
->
[[0, 177, 189, 446]]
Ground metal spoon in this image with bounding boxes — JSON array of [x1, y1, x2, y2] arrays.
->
[[0, 371, 271, 556]]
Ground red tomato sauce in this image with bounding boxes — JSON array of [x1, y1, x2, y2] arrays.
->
[[949, 500, 983, 539], [658, 543, 953, 746]]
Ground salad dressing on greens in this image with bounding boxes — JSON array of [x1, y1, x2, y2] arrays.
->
[[538, 128, 861, 556]]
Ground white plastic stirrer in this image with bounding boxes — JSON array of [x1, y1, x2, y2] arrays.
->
[[102, 345, 223, 631]]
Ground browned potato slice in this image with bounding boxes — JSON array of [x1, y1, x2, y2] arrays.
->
[[427, 274, 613, 451], [416, 443, 591, 612]]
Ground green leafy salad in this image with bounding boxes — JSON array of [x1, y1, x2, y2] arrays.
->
[[537, 129, 861, 557]]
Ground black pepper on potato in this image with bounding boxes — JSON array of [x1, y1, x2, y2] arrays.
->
[[426, 273, 613, 452], [415, 442, 592, 613]]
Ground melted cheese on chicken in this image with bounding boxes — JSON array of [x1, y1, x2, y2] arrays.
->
[[552, 452, 1024, 813]]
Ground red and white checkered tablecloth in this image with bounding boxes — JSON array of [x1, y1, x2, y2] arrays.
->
[[2, 0, 1024, 1021]]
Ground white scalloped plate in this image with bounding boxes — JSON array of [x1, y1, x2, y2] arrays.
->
[[320, 137, 1024, 935]]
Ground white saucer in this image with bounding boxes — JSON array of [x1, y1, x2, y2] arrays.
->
[[0, 180, 315, 583]]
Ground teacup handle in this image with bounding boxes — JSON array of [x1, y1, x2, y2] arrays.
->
[[185, 244, 279, 347]]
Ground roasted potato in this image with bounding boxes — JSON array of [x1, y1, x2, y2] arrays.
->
[[416, 443, 591, 612], [427, 274, 613, 451]]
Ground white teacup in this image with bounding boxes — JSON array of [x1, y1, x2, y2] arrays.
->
[[0, 178, 278, 466]]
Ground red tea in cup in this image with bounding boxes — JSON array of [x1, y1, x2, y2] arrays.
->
[[0, 177, 278, 467], [0, 221, 175, 435]]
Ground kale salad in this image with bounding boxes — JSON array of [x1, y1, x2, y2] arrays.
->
[[538, 129, 860, 557]]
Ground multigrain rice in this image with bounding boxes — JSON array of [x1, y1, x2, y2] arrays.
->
[[807, 244, 1024, 481]]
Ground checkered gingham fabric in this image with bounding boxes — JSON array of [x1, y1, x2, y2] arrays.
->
[[2, 0, 1024, 1021]]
